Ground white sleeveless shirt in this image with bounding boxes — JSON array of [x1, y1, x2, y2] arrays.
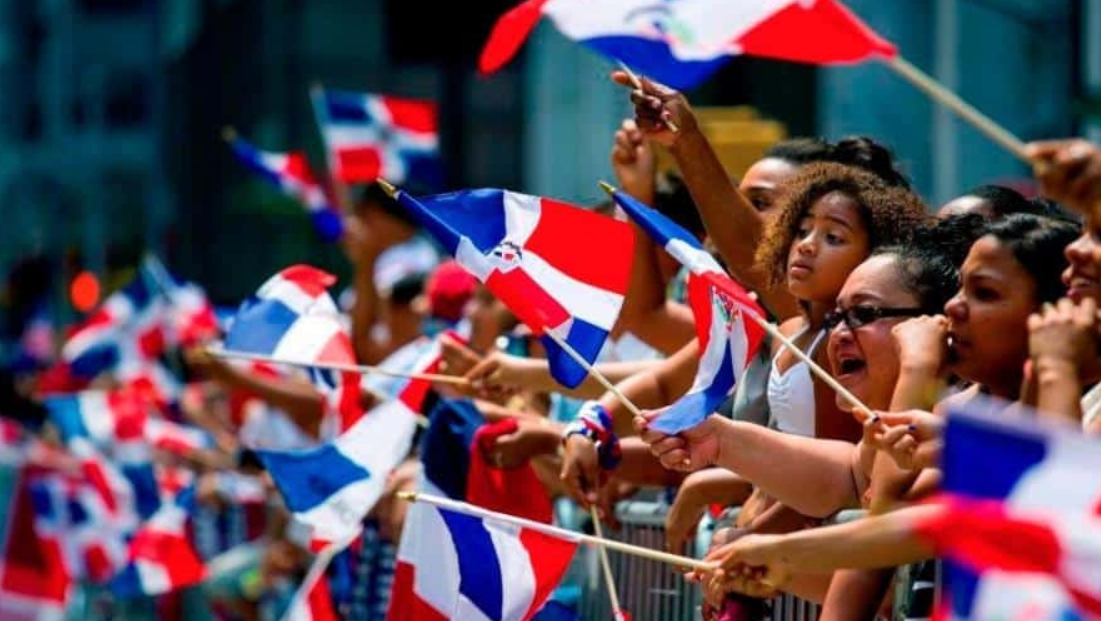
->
[[767, 328, 828, 437]]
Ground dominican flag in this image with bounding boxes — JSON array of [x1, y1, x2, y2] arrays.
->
[[913, 402, 1101, 619], [28, 467, 134, 584], [480, 0, 897, 90], [312, 87, 443, 188], [0, 467, 73, 620], [388, 496, 579, 621], [224, 265, 362, 434], [255, 340, 440, 548], [46, 390, 149, 450], [62, 272, 165, 379], [110, 486, 206, 597], [226, 132, 344, 242], [421, 399, 554, 524], [391, 188, 634, 388], [610, 189, 765, 434]]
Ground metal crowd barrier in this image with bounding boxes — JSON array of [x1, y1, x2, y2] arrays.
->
[[577, 501, 919, 621]]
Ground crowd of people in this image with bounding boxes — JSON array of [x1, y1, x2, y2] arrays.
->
[[5, 70, 1101, 620]]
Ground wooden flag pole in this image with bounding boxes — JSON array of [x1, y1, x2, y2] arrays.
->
[[883, 56, 1030, 163], [600, 180, 874, 420], [590, 506, 626, 620], [543, 330, 645, 419], [398, 491, 717, 572], [206, 347, 470, 387], [616, 60, 680, 134]]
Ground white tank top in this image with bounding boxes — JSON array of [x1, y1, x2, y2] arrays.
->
[[767, 327, 828, 437]]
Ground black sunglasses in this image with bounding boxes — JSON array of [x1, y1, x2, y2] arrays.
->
[[824, 305, 926, 330]]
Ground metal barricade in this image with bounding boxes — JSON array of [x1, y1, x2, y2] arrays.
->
[[576, 502, 894, 621], [577, 499, 703, 620]]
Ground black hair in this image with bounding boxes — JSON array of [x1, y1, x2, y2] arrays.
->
[[872, 213, 987, 314], [962, 184, 1032, 217], [830, 137, 910, 190], [353, 183, 419, 228], [764, 136, 910, 190], [652, 172, 706, 239], [981, 213, 1081, 305], [763, 138, 834, 165], [390, 273, 426, 306]]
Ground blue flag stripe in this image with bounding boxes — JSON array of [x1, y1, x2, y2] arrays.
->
[[439, 508, 504, 620]]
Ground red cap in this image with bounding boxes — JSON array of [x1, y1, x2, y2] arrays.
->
[[425, 261, 477, 323]]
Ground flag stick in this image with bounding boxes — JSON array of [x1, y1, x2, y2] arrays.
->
[[543, 329, 645, 419], [742, 309, 873, 419], [599, 180, 874, 420], [206, 347, 470, 387], [616, 60, 679, 134], [278, 543, 339, 621], [883, 56, 1029, 163], [590, 506, 626, 620], [398, 491, 717, 572]]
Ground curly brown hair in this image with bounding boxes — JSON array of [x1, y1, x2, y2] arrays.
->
[[755, 162, 930, 289]]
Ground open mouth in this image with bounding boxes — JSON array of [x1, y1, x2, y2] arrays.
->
[[834, 350, 867, 378]]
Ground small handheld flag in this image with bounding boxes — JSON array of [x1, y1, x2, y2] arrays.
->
[[379, 181, 634, 389], [606, 184, 765, 434]]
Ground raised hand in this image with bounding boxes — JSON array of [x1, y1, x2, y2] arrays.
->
[[634, 410, 722, 472], [611, 119, 657, 202], [1027, 139, 1101, 216], [610, 71, 697, 148]]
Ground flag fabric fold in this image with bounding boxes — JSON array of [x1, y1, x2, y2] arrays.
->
[[388, 500, 579, 621], [610, 189, 765, 434], [312, 88, 442, 188], [391, 188, 634, 388], [913, 402, 1101, 620], [480, 0, 896, 89], [224, 265, 363, 434], [227, 133, 344, 242], [256, 338, 442, 549]]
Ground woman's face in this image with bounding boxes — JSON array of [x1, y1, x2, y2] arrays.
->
[[1062, 214, 1101, 303], [739, 157, 798, 217], [944, 236, 1037, 393], [826, 255, 922, 412], [786, 191, 871, 304]]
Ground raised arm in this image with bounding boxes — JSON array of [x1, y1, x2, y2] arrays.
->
[[612, 72, 797, 318]]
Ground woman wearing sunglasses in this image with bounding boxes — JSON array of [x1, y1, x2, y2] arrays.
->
[[635, 219, 976, 606]]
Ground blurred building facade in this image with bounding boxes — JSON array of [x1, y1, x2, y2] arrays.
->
[[0, 0, 1094, 306]]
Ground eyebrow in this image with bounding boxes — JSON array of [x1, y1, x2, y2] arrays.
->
[[844, 292, 885, 305], [824, 214, 856, 231]]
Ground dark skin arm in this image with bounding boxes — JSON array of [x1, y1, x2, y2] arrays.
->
[[611, 71, 799, 319]]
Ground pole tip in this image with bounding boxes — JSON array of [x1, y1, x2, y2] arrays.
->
[[376, 179, 399, 198], [396, 490, 418, 501], [221, 126, 237, 142], [598, 180, 617, 196]]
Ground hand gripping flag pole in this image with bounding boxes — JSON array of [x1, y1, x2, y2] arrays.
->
[[398, 491, 717, 572]]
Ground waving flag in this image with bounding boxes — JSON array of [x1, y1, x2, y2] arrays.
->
[[312, 87, 442, 188], [226, 132, 344, 242], [913, 402, 1101, 620], [256, 340, 441, 548], [389, 187, 634, 388], [610, 189, 765, 434], [388, 498, 578, 621], [421, 399, 554, 524], [62, 272, 165, 379], [480, 0, 896, 89], [0, 468, 73, 620], [225, 265, 362, 434], [28, 467, 134, 584], [110, 486, 206, 597]]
